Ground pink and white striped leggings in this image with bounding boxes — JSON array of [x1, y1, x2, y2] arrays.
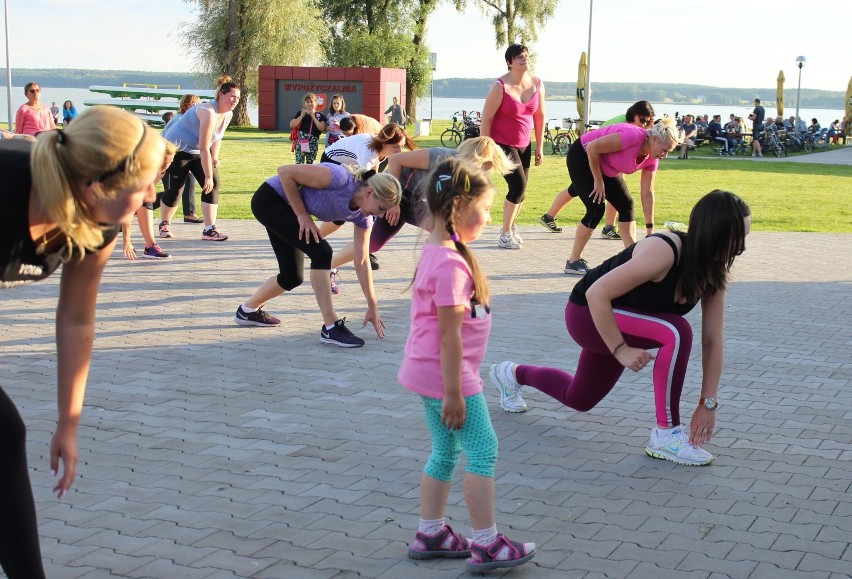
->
[[515, 302, 693, 428]]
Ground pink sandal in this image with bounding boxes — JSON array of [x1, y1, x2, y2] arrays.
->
[[466, 533, 536, 572], [407, 525, 471, 560]]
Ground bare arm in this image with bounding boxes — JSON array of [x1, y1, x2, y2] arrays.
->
[[196, 107, 216, 193], [532, 79, 546, 166], [640, 168, 656, 234], [51, 238, 116, 497], [438, 305, 466, 430], [352, 224, 385, 338], [290, 110, 305, 130], [690, 290, 725, 446], [585, 235, 676, 370], [277, 164, 333, 243], [385, 149, 432, 180], [479, 82, 504, 138]]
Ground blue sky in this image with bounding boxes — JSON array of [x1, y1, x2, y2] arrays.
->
[[8, 0, 851, 93]]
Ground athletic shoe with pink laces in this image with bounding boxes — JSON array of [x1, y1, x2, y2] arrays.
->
[[466, 533, 535, 572], [202, 225, 228, 241], [407, 525, 471, 560]]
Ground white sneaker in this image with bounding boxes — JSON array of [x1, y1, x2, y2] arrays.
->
[[489, 362, 527, 413], [645, 426, 715, 466], [498, 231, 521, 250], [510, 223, 523, 245]]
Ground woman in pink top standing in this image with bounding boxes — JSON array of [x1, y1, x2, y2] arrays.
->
[[15, 83, 55, 136], [562, 118, 683, 275], [480, 44, 545, 250]]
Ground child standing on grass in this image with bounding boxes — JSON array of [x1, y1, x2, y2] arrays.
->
[[398, 157, 536, 573]]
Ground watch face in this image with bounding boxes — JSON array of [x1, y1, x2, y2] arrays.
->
[[704, 397, 717, 410]]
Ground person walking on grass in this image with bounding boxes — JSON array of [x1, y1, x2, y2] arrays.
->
[[400, 158, 535, 573], [234, 163, 400, 348], [490, 190, 751, 467], [480, 43, 545, 250]]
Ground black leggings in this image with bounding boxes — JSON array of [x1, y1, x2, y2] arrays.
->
[[252, 183, 334, 290], [368, 189, 423, 253], [497, 142, 531, 204], [161, 151, 220, 207], [566, 139, 634, 228], [0, 387, 46, 579]]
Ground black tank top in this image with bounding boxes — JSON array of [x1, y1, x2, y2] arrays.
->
[[569, 232, 697, 316]]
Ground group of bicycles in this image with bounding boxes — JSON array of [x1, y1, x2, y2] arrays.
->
[[757, 125, 828, 158], [440, 113, 584, 156]]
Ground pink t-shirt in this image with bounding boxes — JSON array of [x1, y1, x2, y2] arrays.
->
[[15, 104, 55, 136], [398, 242, 491, 399], [580, 123, 658, 177], [488, 79, 540, 149]]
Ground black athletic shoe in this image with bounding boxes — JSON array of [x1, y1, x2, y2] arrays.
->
[[600, 225, 621, 240], [369, 253, 380, 271], [320, 318, 365, 348], [234, 305, 280, 327], [539, 213, 562, 233]]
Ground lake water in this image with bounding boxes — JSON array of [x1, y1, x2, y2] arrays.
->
[[1, 86, 845, 130]]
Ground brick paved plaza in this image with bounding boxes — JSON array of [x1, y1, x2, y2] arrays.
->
[[2, 182, 851, 577]]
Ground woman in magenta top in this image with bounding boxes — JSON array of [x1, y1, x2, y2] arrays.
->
[[15, 83, 55, 136], [562, 117, 683, 275], [480, 44, 545, 251]]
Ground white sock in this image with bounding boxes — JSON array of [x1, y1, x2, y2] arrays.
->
[[472, 525, 498, 546], [241, 304, 258, 313], [418, 518, 445, 536], [325, 323, 336, 330]]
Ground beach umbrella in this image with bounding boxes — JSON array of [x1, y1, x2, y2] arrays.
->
[[577, 52, 588, 135], [846, 76, 852, 137], [776, 70, 785, 117]]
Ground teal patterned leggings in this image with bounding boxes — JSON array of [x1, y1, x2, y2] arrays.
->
[[294, 132, 319, 164], [420, 393, 498, 481]]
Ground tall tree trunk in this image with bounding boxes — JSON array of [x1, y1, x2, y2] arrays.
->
[[223, 0, 251, 126]]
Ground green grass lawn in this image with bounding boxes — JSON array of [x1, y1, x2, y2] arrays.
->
[[206, 122, 852, 232]]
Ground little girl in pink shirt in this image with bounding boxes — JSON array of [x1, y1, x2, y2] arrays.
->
[[398, 157, 535, 573]]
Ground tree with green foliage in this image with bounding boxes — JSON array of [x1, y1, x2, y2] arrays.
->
[[181, 0, 328, 126], [323, 0, 435, 122], [454, 0, 558, 46]]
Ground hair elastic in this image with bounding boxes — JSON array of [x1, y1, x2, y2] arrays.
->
[[449, 233, 460, 242], [362, 169, 376, 180], [56, 130, 66, 144]]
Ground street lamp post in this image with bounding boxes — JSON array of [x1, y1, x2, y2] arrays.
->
[[795, 55, 806, 121], [4, 0, 13, 132], [583, 0, 593, 130]]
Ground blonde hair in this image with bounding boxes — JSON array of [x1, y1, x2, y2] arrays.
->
[[648, 116, 684, 148], [341, 164, 402, 209], [456, 136, 517, 175], [31, 106, 167, 259], [423, 157, 492, 305]]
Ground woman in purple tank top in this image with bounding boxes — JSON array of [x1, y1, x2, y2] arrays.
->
[[480, 44, 546, 251]]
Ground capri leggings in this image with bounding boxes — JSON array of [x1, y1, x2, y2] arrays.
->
[[251, 182, 334, 291], [160, 151, 220, 208], [294, 132, 320, 165], [497, 142, 531, 204], [368, 189, 423, 254], [0, 387, 46, 579], [566, 139, 634, 228], [421, 393, 498, 481], [515, 301, 693, 428]]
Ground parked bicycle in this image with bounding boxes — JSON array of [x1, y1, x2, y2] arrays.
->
[[542, 118, 577, 156], [440, 110, 481, 148]]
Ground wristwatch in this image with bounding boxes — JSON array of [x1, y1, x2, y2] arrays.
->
[[699, 397, 718, 411]]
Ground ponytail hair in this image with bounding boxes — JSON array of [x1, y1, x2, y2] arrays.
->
[[424, 157, 492, 306], [216, 75, 238, 94], [30, 106, 167, 259], [341, 164, 402, 209], [648, 116, 684, 148], [456, 136, 517, 175]]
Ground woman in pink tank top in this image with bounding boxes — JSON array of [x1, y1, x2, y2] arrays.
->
[[480, 44, 546, 251]]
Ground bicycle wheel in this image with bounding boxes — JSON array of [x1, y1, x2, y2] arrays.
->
[[804, 138, 814, 153], [554, 134, 571, 156], [440, 128, 462, 148]]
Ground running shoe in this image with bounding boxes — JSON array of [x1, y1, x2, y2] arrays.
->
[[408, 525, 471, 560], [320, 318, 365, 348], [498, 231, 521, 250], [369, 253, 380, 271], [489, 362, 527, 413], [330, 269, 341, 295], [466, 534, 536, 573], [564, 258, 590, 275], [158, 221, 173, 238], [600, 225, 621, 240], [645, 426, 715, 466], [539, 213, 562, 233], [511, 223, 523, 244], [142, 244, 171, 259], [234, 305, 280, 327], [202, 225, 228, 241]]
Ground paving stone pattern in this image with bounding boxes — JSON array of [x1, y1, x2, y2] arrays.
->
[[2, 220, 850, 579]]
